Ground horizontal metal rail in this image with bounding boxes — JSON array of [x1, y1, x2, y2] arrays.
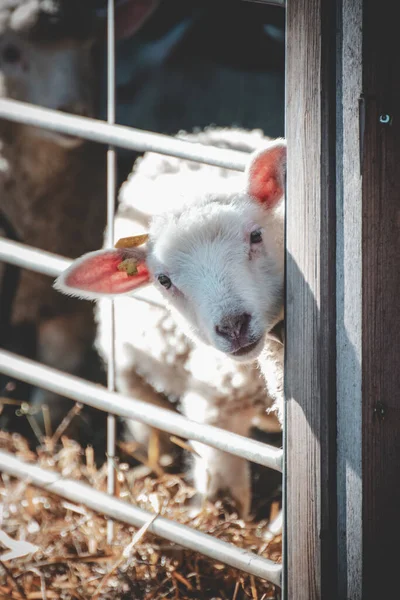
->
[[0, 350, 283, 472], [0, 449, 282, 586], [0, 99, 248, 171], [0, 237, 163, 308], [243, 0, 285, 5], [0, 237, 70, 278]]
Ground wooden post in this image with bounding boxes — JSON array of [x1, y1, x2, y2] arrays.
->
[[285, 0, 337, 598], [336, 0, 363, 598], [286, 0, 400, 597], [336, 0, 400, 597], [361, 0, 400, 597]]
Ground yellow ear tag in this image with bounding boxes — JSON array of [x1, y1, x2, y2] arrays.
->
[[117, 258, 138, 276], [114, 234, 149, 249]]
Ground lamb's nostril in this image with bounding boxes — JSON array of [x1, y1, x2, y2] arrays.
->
[[215, 313, 251, 340], [215, 324, 225, 338], [237, 313, 251, 337]]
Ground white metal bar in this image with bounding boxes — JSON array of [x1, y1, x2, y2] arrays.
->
[[242, 0, 285, 5], [0, 237, 70, 278], [0, 449, 282, 586], [0, 99, 248, 171], [0, 350, 283, 472], [106, 0, 117, 545], [0, 237, 164, 309]]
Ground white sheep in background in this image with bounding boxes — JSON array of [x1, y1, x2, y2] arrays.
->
[[56, 128, 285, 518]]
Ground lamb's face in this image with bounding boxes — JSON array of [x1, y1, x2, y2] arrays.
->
[[147, 194, 284, 361]]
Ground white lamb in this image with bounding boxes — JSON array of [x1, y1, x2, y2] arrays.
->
[[55, 128, 285, 518]]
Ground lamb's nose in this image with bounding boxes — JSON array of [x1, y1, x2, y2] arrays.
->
[[215, 313, 251, 341]]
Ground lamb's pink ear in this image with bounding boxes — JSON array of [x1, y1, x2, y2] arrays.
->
[[54, 249, 150, 300], [246, 139, 286, 209]]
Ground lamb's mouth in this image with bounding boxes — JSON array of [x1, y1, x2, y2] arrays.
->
[[231, 336, 263, 357]]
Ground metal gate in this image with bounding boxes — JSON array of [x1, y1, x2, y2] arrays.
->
[[0, 0, 285, 594]]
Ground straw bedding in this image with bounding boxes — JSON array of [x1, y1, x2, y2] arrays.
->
[[0, 427, 282, 600]]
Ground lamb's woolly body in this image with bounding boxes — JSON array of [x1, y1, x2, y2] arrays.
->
[[96, 127, 283, 515]]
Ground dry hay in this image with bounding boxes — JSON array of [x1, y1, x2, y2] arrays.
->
[[0, 431, 281, 600]]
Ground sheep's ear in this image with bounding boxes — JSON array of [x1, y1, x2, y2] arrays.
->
[[54, 249, 150, 300], [246, 139, 286, 208]]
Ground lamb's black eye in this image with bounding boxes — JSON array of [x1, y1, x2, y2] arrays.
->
[[157, 274, 172, 289], [2, 44, 21, 64], [250, 229, 263, 244]]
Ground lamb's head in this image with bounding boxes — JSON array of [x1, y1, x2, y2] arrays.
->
[[0, 0, 159, 148], [146, 142, 285, 360], [55, 138, 286, 362]]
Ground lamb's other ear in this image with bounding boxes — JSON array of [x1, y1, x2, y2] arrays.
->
[[246, 139, 286, 209], [54, 248, 150, 301]]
